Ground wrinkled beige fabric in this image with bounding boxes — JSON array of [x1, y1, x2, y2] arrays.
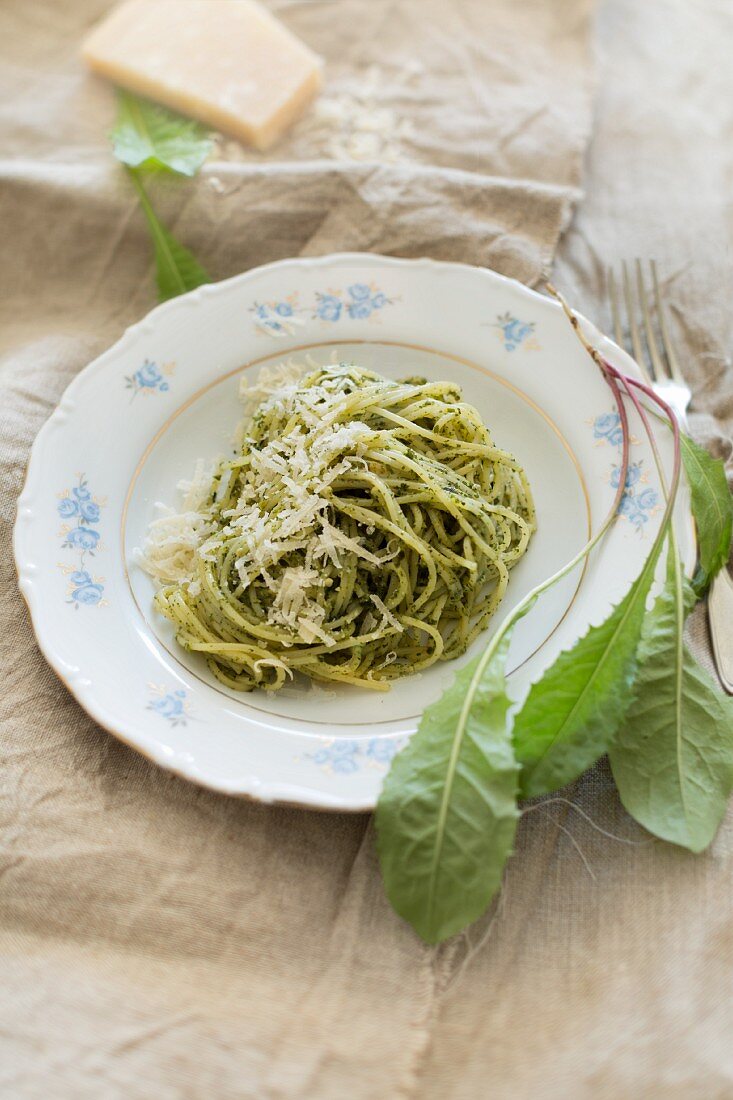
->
[[1, 0, 731, 1097]]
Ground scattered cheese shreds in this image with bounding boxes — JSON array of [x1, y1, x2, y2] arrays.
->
[[238, 359, 306, 415], [370, 593, 404, 634], [136, 360, 397, 646]]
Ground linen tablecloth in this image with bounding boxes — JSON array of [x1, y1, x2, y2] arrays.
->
[[1, 0, 732, 1096]]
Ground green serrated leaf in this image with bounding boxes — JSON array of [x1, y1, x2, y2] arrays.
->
[[514, 540, 661, 799], [112, 91, 213, 176], [376, 632, 519, 944], [610, 545, 733, 852], [128, 169, 210, 301], [680, 433, 733, 593]]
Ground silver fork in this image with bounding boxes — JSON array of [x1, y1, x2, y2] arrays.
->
[[609, 259, 733, 694]]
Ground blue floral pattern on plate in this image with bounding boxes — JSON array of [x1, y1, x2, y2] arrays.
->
[[592, 411, 660, 532], [250, 294, 306, 335], [125, 359, 175, 400], [251, 283, 394, 335], [306, 736, 407, 775], [493, 312, 539, 351], [147, 685, 191, 727], [314, 283, 392, 323], [57, 474, 106, 607]]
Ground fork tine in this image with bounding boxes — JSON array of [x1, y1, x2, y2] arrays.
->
[[608, 268, 624, 351], [651, 260, 686, 385], [621, 260, 651, 382], [636, 259, 665, 381]]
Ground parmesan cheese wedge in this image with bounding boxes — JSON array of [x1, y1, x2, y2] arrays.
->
[[82, 0, 323, 151]]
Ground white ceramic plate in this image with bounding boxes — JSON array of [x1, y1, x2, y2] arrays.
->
[[15, 255, 693, 810]]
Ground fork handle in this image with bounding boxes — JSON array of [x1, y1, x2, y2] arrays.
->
[[709, 568, 733, 694]]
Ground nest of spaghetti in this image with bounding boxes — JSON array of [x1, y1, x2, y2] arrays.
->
[[139, 363, 535, 692]]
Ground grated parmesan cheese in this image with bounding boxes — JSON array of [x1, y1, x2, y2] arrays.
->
[[237, 359, 306, 415], [209, 63, 420, 166], [137, 361, 394, 644], [370, 593, 404, 634], [134, 457, 218, 586]]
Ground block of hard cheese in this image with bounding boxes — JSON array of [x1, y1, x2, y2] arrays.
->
[[82, 0, 323, 151]]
